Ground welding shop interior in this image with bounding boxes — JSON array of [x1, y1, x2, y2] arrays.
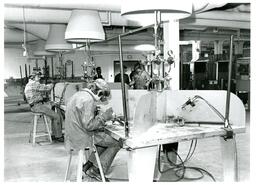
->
[[3, 0, 252, 182]]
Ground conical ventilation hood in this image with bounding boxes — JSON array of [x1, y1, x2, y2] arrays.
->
[[45, 24, 73, 52]]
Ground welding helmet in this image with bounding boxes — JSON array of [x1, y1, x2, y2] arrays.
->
[[94, 79, 111, 101]]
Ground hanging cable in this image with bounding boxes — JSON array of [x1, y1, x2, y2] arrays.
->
[[158, 145, 176, 174], [158, 140, 197, 173], [182, 95, 226, 123], [175, 166, 215, 181], [162, 148, 186, 182], [22, 6, 27, 57], [184, 139, 197, 163], [157, 140, 216, 182]]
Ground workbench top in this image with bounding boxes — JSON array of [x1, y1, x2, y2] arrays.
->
[[105, 122, 245, 150]]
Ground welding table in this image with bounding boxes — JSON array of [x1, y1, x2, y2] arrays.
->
[[105, 122, 245, 182], [56, 89, 246, 182]]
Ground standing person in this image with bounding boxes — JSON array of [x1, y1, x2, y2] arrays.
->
[[65, 79, 122, 181], [114, 65, 130, 85], [93, 67, 104, 80], [24, 72, 63, 142], [133, 64, 151, 89], [129, 65, 136, 89]]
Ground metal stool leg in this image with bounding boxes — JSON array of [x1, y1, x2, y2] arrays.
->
[[64, 148, 91, 182], [93, 145, 106, 182], [29, 119, 34, 143], [77, 149, 85, 182], [32, 114, 38, 146], [64, 149, 73, 182], [43, 115, 52, 143]]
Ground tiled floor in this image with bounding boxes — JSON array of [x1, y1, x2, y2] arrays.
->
[[4, 96, 250, 182]]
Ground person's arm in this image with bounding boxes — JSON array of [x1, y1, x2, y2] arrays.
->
[[80, 99, 105, 131], [80, 99, 113, 131], [129, 72, 135, 87], [143, 71, 151, 87], [37, 82, 53, 92]]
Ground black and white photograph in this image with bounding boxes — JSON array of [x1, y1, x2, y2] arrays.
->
[[2, 0, 255, 183]]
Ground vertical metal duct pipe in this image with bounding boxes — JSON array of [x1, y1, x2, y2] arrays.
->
[[118, 35, 129, 138], [224, 35, 234, 128]]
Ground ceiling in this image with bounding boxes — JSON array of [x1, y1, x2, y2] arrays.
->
[[4, 1, 250, 48]]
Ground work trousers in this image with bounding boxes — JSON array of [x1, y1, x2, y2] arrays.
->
[[31, 102, 62, 138], [88, 131, 121, 173]]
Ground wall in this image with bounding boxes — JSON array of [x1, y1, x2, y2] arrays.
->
[[4, 47, 28, 79], [64, 50, 145, 82], [4, 46, 145, 82], [4, 46, 59, 79]]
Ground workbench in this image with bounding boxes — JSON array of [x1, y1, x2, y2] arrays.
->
[[52, 85, 246, 182], [105, 122, 245, 182], [105, 90, 246, 182]]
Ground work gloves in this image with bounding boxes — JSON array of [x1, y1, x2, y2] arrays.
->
[[102, 107, 114, 121]]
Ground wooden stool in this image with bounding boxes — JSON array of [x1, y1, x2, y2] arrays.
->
[[64, 144, 106, 182], [29, 113, 52, 146]]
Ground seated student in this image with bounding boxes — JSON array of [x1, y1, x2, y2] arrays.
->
[[65, 79, 122, 181], [24, 71, 63, 142], [114, 65, 130, 85]]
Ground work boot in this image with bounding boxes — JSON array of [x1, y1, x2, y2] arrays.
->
[[83, 161, 93, 173], [54, 136, 64, 142], [86, 167, 110, 182]]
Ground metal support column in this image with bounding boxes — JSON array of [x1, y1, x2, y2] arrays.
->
[[118, 35, 129, 138], [51, 57, 54, 78], [224, 35, 234, 128]]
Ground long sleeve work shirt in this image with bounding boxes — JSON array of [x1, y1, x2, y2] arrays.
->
[[64, 89, 106, 150], [24, 79, 53, 104]]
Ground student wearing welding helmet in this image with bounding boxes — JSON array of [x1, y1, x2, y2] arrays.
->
[[64, 79, 122, 181]]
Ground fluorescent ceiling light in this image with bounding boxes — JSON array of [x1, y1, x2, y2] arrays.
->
[[134, 44, 155, 51], [121, 0, 193, 25]]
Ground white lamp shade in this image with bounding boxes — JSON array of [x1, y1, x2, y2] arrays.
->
[[33, 40, 56, 56], [65, 10, 105, 43], [45, 24, 73, 52], [121, 0, 193, 25]]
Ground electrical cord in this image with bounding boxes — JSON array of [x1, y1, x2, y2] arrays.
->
[[157, 139, 216, 182], [22, 6, 28, 57], [165, 140, 197, 166], [169, 148, 186, 182], [167, 149, 215, 181], [157, 146, 176, 173], [175, 166, 203, 180], [164, 95, 237, 181], [184, 139, 197, 163], [157, 147, 186, 182], [175, 166, 215, 181], [182, 95, 235, 131], [190, 95, 225, 123], [157, 140, 196, 174]]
